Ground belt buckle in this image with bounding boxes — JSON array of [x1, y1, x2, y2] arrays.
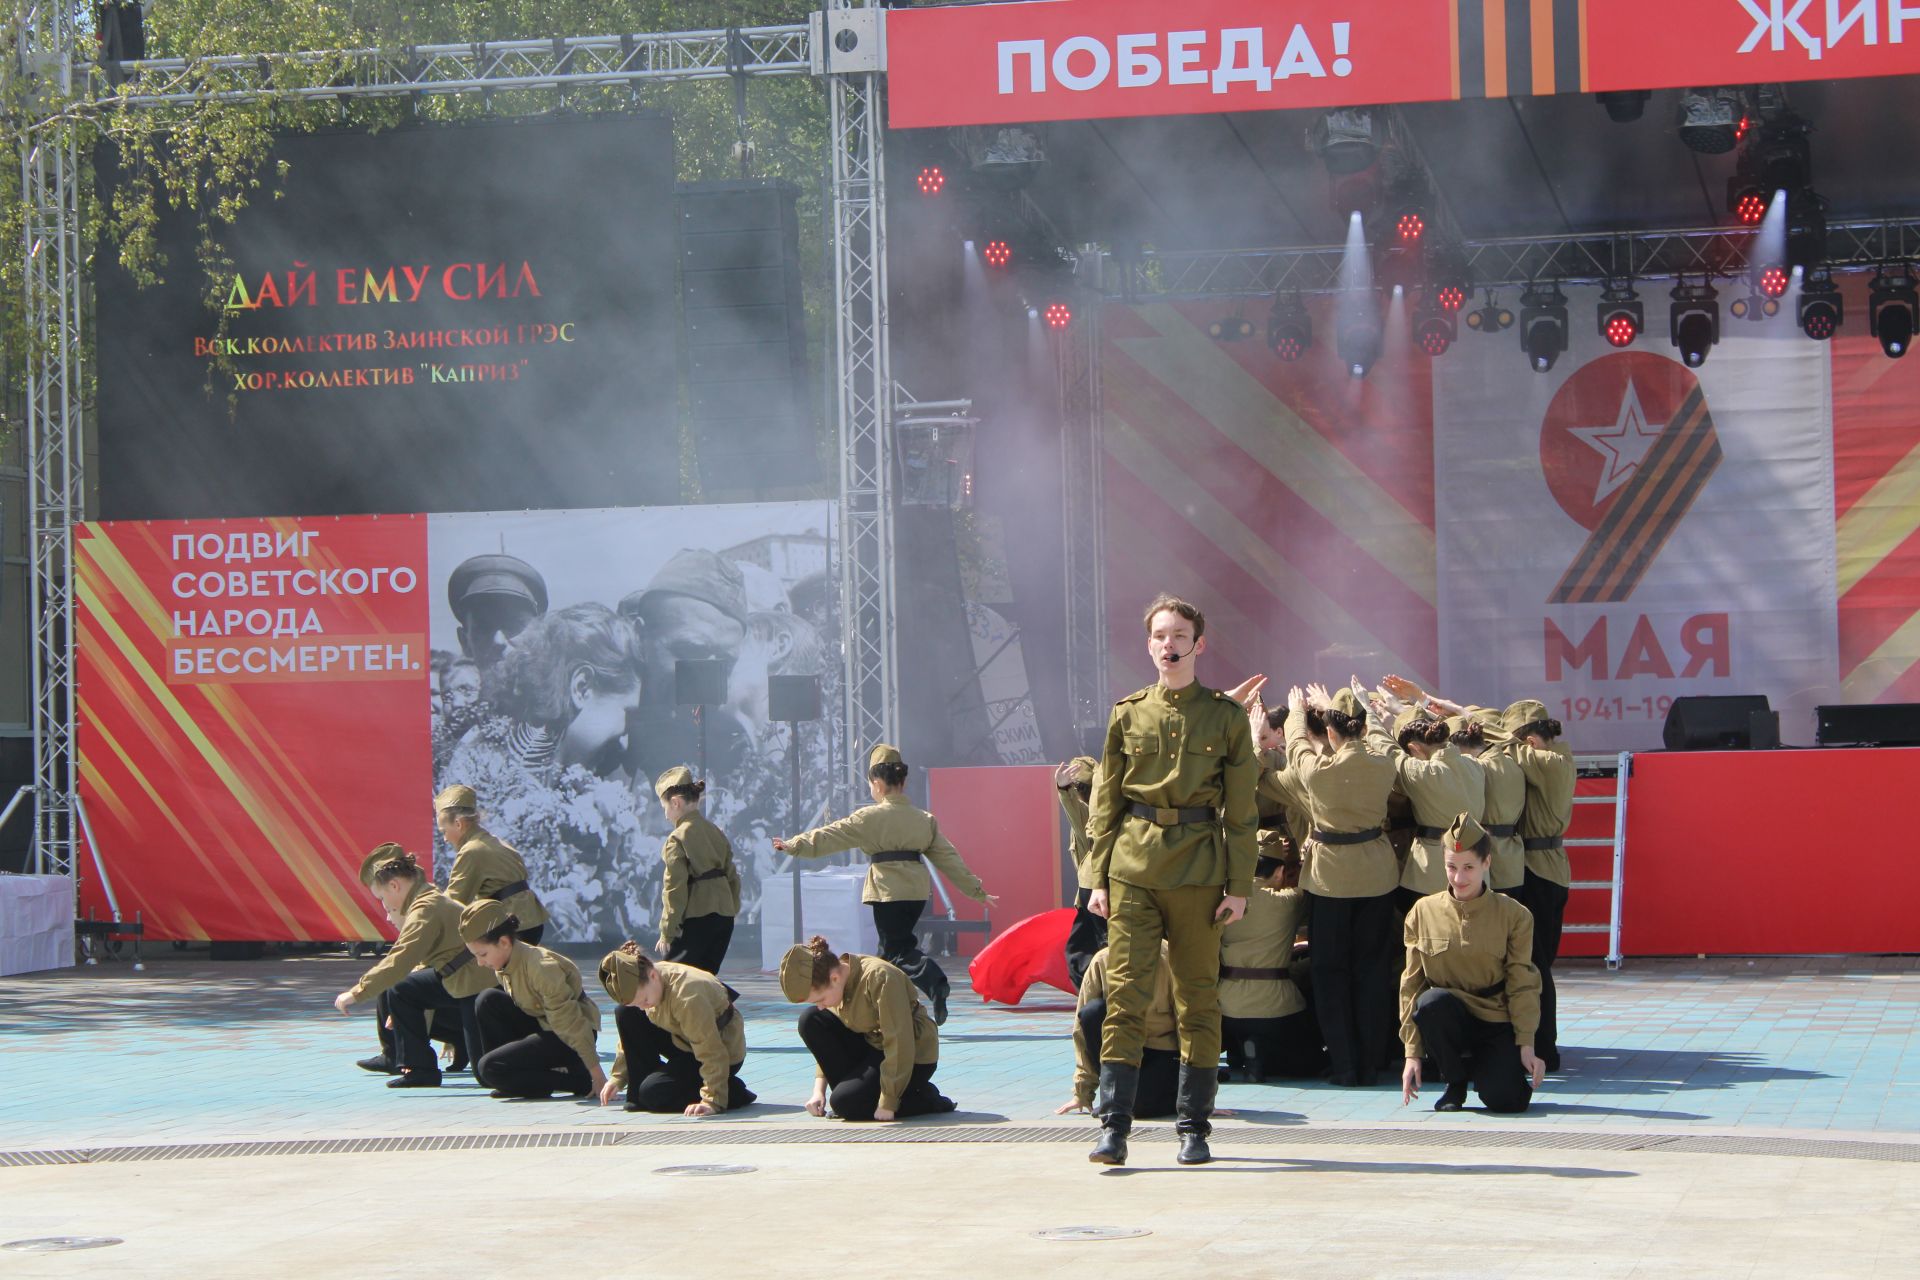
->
[[1154, 807, 1180, 826]]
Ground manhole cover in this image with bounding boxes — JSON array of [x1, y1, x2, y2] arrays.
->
[[2, 1238, 125, 1254], [1032, 1226, 1152, 1242], [652, 1164, 756, 1177]]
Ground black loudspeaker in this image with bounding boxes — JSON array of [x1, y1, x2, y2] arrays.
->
[[768, 673, 823, 723], [675, 659, 730, 707], [1662, 695, 1777, 751], [677, 180, 819, 497], [1815, 703, 1920, 747]]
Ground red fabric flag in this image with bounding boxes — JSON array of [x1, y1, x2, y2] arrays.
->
[[968, 907, 1077, 1005]]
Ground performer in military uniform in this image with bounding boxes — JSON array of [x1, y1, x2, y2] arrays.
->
[[1219, 852, 1325, 1082], [1454, 712, 1525, 894], [773, 745, 993, 1024], [350, 843, 466, 1076], [460, 899, 605, 1100], [779, 935, 956, 1122], [597, 942, 754, 1115], [335, 847, 497, 1087], [1365, 697, 1484, 917], [1054, 755, 1107, 989], [1083, 594, 1257, 1166], [652, 766, 741, 974], [1487, 699, 1574, 1072], [1060, 942, 1178, 1119], [1400, 813, 1545, 1113], [435, 784, 550, 944]]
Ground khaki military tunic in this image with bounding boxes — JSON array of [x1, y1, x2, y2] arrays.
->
[[1256, 748, 1312, 852], [447, 827, 550, 930], [499, 940, 601, 1075], [822, 954, 939, 1113], [609, 962, 745, 1109], [1475, 750, 1528, 891], [1073, 944, 1175, 1107], [1283, 716, 1399, 898], [784, 794, 987, 905], [1218, 885, 1308, 1022], [347, 882, 496, 1004], [1056, 783, 1098, 890], [1478, 717, 1576, 888], [1398, 888, 1542, 1057], [1087, 682, 1259, 897], [659, 813, 741, 944], [1368, 730, 1485, 895]]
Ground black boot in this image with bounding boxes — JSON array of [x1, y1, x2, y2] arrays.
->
[[1434, 1080, 1469, 1112], [1088, 1062, 1138, 1166], [1175, 1063, 1216, 1165], [1244, 1038, 1267, 1085], [356, 1055, 398, 1075]]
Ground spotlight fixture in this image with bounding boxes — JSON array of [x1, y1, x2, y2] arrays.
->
[[1677, 87, 1745, 155], [1044, 301, 1073, 331], [1519, 284, 1569, 373], [1464, 295, 1514, 334], [1396, 211, 1426, 245], [1307, 107, 1384, 176], [1435, 281, 1467, 314], [1870, 269, 1918, 358], [1729, 290, 1781, 321], [1730, 187, 1769, 227], [1208, 315, 1256, 342], [1337, 295, 1384, 378], [1412, 296, 1456, 357], [1597, 285, 1644, 348], [1595, 89, 1651, 123], [1797, 270, 1842, 341], [1267, 294, 1313, 362], [916, 165, 946, 196], [982, 239, 1012, 268], [1670, 280, 1721, 368]]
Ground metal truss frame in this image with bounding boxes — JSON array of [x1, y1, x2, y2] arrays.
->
[[1123, 218, 1920, 300], [13, 12, 914, 881], [1057, 306, 1107, 747]]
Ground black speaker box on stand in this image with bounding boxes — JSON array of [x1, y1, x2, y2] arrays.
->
[[1661, 695, 1778, 751]]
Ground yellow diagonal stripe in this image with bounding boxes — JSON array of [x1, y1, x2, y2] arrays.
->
[[1840, 610, 1920, 703], [1837, 437, 1920, 596], [1105, 411, 1433, 685], [1114, 304, 1438, 605]]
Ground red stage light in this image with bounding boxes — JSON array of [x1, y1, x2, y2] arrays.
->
[[1734, 192, 1767, 226], [1804, 310, 1835, 340], [917, 166, 946, 196], [1044, 302, 1073, 330], [1272, 336, 1305, 361], [983, 239, 1011, 268], [1397, 213, 1425, 243], [1759, 266, 1789, 298], [1418, 329, 1450, 356], [1736, 113, 1754, 142], [1605, 314, 1639, 347], [1436, 284, 1465, 313]]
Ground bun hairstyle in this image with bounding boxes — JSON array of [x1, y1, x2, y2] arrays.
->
[[1302, 707, 1329, 738], [618, 938, 658, 979], [663, 779, 708, 805], [372, 850, 423, 886], [803, 934, 842, 987], [1323, 707, 1366, 741], [1450, 721, 1487, 749], [481, 913, 522, 945], [1398, 717, 1450, 751], [868, 761, 910, 789], [1263, 705, 1287, 732], [1518, 717, 1564, 742]]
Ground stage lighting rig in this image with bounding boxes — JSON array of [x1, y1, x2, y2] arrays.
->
[[1308, 107, 1385, 176], [1727, 114, 1810, 224], [982, 239, 1012, 269], [1729, 289, 1781, 321], [1870, 270, 1917, 358], [1208, 313, 1256, 342], [1464, 294, 1514, 334], [1337, 294, 1384, 378], [1519, 285, 1569, 373], [956, 124, 1046, 190], [1797, 270, 1842, 341], [1267, 294, 1312, 362], [1595, 90, 1650, 123], [1597, 285, 1644, 348], [1043, 301, 1073, 331], [1678, 87, 1745, 155], [1412, 294, 1456, 357], [1670, 280, 1721, 368], [916, 166, 946, 196]]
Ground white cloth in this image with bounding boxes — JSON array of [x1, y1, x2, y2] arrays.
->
[[759, 868, 880, 971], [0, 873, 74, 976]]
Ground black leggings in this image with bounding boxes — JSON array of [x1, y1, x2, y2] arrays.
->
[[1412, 989, 1532, 1113], [1512, 873, 1567, 1065], [796, 1005, 944, 1121], [1305, 891, 1399, 1082], [374, 987, 462, 1062], [386, 969, 480, 1076], [1066, 886, 1109, 991], [1077, 997, 1177, 1117], [666, 914, 734, 975], [611, 1005, 751, 1112], [473, 987, 593, 1098], [871, 899, 951, 1005], [1222, 1009, 1328, 1080]]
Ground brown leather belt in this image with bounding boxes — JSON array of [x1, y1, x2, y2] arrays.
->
[[1312, 827, 1382, 846], [1522, 837, 1564, 851], [689, 867, 730, 883], [870, 850, 923, 865], [1127, 802, 1219, 827], [436, 950, 474, 979], [1219, 964, 1291, 982]]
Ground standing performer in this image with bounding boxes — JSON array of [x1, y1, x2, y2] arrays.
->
[[435, 784, 550, 944], [1284, 683, 1398, 1089], [597, 942, 754, 1115], [1219, 852, 1324, 1082], [1054, 755, 1107, 988], [1083, 594, 1257, 1167], [1400, 813, 1546, 1113], [1455, 713, 1525, 895], [1490, 699, 1574, 1072], [352, 843, 465, 1075], [652, 767, 741, 974], [779, 935, 956, 1121], [772, 745, 993, 1025], [1366, 700, 1484, 917], [1059, 942, 1178, 1120], [334, 848, 495, 1087], [460, 899, 606, 1100]]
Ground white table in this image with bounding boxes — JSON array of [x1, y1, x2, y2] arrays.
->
[[0, 873, 74, 976], [758, 867, 880, 971]]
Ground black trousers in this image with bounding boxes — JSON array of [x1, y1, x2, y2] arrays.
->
[[386, 969, 481, 1077], [1412, 989, 1532, 1113], [1512, 872, 1568, 1066], [374, 989, 463, 1062], [1222, 1009, 1329, 1079], [1306, 891, 1398, 1084], [611, 1005, 751, 1112], [797, 1005, 944, 1121], [473, 987, 593, 1098], [870, 898, 951, 1006], [1077, 997, 1177, 1117], [1391, 885, 1426, 920], [666, 913, 735, 975], [1066, 886, 1109, 991]]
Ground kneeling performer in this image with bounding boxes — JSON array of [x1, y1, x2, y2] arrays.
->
[[597, 941, 754, 1115], [1060, 942, 1178, 1119], [779, 935, 955, 1122], [460, 899, 607, 1100]]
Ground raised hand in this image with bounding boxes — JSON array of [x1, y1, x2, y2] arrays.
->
[[1224, 674, 1269, 708]]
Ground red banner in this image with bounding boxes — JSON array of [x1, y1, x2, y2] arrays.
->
[[886, 0, 1920, 128], [75, 516, 432, 941]]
